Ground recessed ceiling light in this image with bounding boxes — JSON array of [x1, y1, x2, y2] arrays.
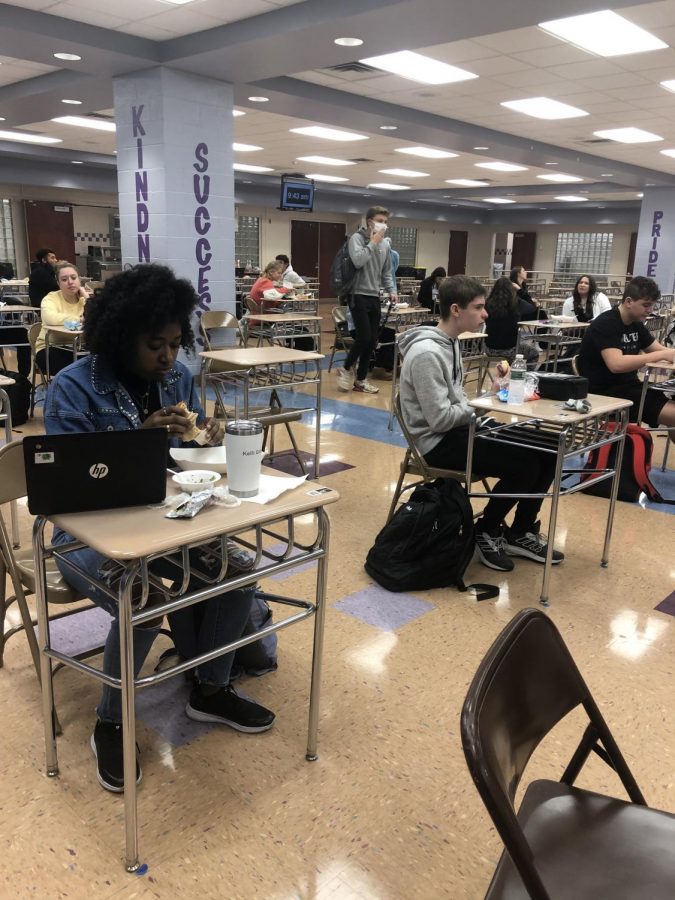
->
[[367, 183, 411, 191], [61, 99, 82, 105], [593, 127, 662, 143], [473, 146, 489, 150], [296, 155, 355, 166], [71, 160, 83, 164], [334, 37, 363, 47], [537, 173, 583, 183], [305, 173, 349, 182], [379, 125, 398, 131], [379, 167, 429, 177], [445, 179, 489, 187], [486, 198, 516, 204], [660, 149, 675, 158], [539, 11, 667, 57], [248, 96, 269, 103], [501, 97, 588, 120], [233, 163, 273, 173], [232, 110, 246, 117], [290, 125, 367, 141], [475, 161, 528, 172], [0, 129, 61, 145], [233, 142, 262, 152], [52, 115, 116, 132], [53, 52, 82, 61], [360, 50, 478, 85], [555, 195, 588, 202], [395, 146, 458, 159]]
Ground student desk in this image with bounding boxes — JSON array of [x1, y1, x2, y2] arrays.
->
[[33, 472, 339, 871], [467, 393, 632, 606], [242, 312, 322, 352], [278, 294, 319, 314], [638, 360, 675, 471], [516, 319, 589, 372], [44, 324, 85, 378], [0, 372, 19, 546]]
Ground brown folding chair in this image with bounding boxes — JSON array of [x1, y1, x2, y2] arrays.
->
[[461, 608, 675, 899], [199, 310, 245, 412], [327, 306, 354, 372], [28, 321, 49, 417]]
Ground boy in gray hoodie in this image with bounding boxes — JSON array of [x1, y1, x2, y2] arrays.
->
[[399, 275, 563, 572]]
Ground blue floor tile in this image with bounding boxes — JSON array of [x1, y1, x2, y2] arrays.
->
[[334, 585, 434, 632]]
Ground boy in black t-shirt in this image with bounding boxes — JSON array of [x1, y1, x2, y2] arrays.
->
[[578, 276, 675, 436]]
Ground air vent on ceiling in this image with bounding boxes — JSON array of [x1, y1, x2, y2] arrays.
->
[[327, 61, 378, 74], [578, 138, 612, 144], [348, 157, 375, 163]]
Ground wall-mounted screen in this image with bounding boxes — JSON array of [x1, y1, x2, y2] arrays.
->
[[280, 175, 315, 212]]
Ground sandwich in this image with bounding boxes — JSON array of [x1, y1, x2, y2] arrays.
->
[[176, 401, 208, 444]]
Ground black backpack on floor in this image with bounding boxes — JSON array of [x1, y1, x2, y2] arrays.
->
[[0, 368, 31, 427], [365, 479, 498, 601]]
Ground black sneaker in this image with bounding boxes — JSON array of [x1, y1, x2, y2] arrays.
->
[[186, 685, 275, 733], [90, 720, 142, 793], [504, 522, 564, 565], [475, 527, 514, 572]]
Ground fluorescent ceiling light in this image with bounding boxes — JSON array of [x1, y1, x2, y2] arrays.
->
[[537, 173, 583, 183], [71, 160, 83, 164], [232, 110, 246, 117], [501, 97, 588, 120], [555, 195, 588, 202], [0, 129, 62, 145], [661, 80, 675, 94], [233, 142, 262, 152], [159, 0, 198, 4], [395, 146, 458, 159], [233, 163, 273, 173], [296, 155, 355, 166], [305, 173, 349, 182], [52, 115, 116, 132], [367, 183, 411, 191], [593, 127, 662, 143], [334, 37, 363, 47], [475, 161, 528, 172], [248, 96, 269, 103], [445, 179, 489, 187], [661, 149, 675, 158], [53, 52, 81, 61], [360, 50, 477, 85], [61, 99, 82, 105], [379, 167, 429, 177], [291, 125, 367, 141], [379, 125, 398, 130], [0, 118, 5, 122], [539, 11, 667, 57], [485, 198, 515, 204], [473, 145, 489, 150]]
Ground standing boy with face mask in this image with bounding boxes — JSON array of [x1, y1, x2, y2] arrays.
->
[[336, 206, 398, 394]]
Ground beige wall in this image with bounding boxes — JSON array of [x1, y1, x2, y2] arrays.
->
[[533, 225, 635, 278]]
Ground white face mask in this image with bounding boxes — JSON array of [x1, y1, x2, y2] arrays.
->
[[371, 220, 388, 234]]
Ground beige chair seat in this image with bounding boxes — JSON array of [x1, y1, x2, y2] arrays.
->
[[14, 548, 81, 602]]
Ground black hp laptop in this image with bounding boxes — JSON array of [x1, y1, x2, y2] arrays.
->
[[23, 429, 168, 515]]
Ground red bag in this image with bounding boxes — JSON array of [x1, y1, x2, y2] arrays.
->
[[581, 423, 672, 504]]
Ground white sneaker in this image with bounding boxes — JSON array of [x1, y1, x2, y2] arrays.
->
[[353, 380, 379, 394], [336, 367, 354, 392]]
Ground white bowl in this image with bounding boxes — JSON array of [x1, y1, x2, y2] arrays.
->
[[171, 470, 221, 493], [170, 446, 227, 474]]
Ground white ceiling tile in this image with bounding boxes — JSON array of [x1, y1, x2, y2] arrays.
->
[[545, 60, 626, 80], [473, 27, 563, 54], [46, 2, 130, 29], [422, 39, 501, 64], [112, 20, 178, 41]]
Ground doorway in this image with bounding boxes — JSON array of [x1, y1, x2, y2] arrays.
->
[[511, 232, 537, 273], [24, 200, 75, 265], [291, 220, 346, 296], [448, 230, 468, 275]]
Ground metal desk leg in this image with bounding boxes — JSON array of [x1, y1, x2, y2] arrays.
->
[[539, 432, 566, 608], [388, 339, 400, 431], [45, 331, 51, 381], [33, 517, 59, 777], [601, 411, 628, 568], [119, 566, 141, 872], [306, 508, 330, 762], [314, 368, 322, 479]]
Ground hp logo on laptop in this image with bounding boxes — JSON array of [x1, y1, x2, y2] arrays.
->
[[89, 463, 109, 479]]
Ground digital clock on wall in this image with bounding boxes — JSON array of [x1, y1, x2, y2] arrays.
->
[[279, 175, 315, 212]]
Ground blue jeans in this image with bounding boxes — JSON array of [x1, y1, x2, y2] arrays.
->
[[52, 530, 254, 723]]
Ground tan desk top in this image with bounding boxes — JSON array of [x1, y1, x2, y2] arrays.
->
[[250, 313, 322, 323], [51, 472, 340, 560], [45, 325, 83, 336], [458, 331, 485, 340], [0, 280, 29, 287], [0, 305, 35, 313], [470, 392, 632, 424], [0, 374, 16, 386], [518, 319, 590, 330], [201, 346, 324, 367], [644, 360, 675, 372]]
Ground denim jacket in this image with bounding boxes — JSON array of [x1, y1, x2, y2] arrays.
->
[[44, 354, 204, 446]]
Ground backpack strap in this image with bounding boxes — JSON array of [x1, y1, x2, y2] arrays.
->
[[457, 580, 500, 602]]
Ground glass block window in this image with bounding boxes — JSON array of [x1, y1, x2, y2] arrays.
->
[[554, 232, 613, 276], [235, 216, 260, 268], [0, 200, 16, 276], [388, 225, 417, 267]]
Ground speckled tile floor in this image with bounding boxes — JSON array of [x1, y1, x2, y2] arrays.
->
[[1, 349, 674, 898]]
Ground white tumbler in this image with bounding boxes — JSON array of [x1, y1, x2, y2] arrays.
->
[[225, 420, 264, 497]]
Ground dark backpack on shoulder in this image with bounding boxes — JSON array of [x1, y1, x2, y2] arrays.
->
[[365, 479, 498, 601], [329, 236, 357, 300], [0, 368, 30, 427]]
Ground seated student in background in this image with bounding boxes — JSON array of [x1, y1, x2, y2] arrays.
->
[[561, 274, 611, 322], [578, 275, 675, 438], [274, 254, 306, 288], [399, 275, 563, 572], [249, 260, 292, 311], [35, 261, 91, 375], [417, 267, 446, 312], [45, 264, 274, 794], [484, 275, 539, 368]]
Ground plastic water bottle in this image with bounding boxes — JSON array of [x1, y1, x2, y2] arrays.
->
[[508, 354, 526, 404]]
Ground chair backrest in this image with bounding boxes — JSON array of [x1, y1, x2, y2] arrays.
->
[[199, 310, 244, 349], [331, 306, 347, 327], [28, 321, 41, 352], [393, 392, 434, 479], [0, 438, 26, 504], [570, 354, 580, 376], [245, 296, 260, 315]]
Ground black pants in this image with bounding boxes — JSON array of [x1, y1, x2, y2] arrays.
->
[[36, 347, 74, 376], [424, 426, 557, 533], [1, 327, 31, 378], [344, 294, 381, 381]]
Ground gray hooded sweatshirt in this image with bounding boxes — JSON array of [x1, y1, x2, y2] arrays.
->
[[348, 227, 395, 296], [398, 325, 474, 456]]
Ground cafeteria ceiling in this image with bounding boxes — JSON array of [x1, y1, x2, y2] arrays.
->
[[3, 0, 675, 215]]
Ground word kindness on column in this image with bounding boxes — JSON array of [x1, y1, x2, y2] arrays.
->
[[132, 105, 150, 263], [193, 143, 212, 312]]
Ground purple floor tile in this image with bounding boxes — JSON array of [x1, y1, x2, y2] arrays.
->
[[334, 585, 434, 632], [49, 605, 112, 656], [655, 591, 675, 617], [264, 449, 354, 478], [135, 676, 216, 747], [264, 541, 317, 581]]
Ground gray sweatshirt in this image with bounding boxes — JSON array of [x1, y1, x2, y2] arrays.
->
[[398, 326, 474, 456], [348, 227, 395, 296]]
